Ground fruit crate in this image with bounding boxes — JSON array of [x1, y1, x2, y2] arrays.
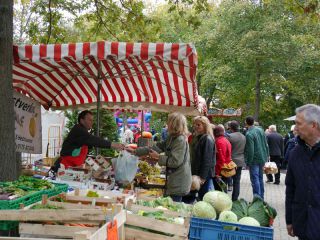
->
[[189, 217, 273, 240], [0, 183, 68, 231]]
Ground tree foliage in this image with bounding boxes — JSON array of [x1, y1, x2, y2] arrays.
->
[[12, 0, 320, 133]]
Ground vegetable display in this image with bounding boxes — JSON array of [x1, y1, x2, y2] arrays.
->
[[136, 197, 192, 214], [203, 191, 232, 214], [232, 197, 277, 227], [192, 201, 216, 219], [0, 176, 54, 200]]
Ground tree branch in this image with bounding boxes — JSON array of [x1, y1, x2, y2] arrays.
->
[[94, 0, 119, 40], [46, 0, 52, 44]]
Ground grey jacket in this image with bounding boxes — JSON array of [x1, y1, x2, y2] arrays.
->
[[227, 132, 246, 167], [136, 135, 192, 196]]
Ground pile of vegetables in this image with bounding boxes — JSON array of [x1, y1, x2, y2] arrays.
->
[[137, 210, 184, 225], [192, 191, 277, 228], [231, 197, 277, 227], [136, 197, 193, 215], [0, 176, 54, 200]]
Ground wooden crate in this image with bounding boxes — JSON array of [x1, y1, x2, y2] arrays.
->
[[65, 188, 135, 206], [125, 213, 189, 240], [125, 199, 190, 240], [126, 199, 191, 218], [0, 202, 126, 240]]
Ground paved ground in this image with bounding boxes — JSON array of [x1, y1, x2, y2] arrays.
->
[[236, 170, 297, 240]]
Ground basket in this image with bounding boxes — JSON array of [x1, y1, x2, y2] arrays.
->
[[189, 217, 273, 240]]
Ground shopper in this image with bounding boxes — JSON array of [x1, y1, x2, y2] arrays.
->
[[126, 112, 192, 202], [227, 120, 246, 201], [244, 116, 269, 200]]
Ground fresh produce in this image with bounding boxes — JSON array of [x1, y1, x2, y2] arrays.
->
[[203, 191, 232, 214], [238, 217, 260, 227], [138, 161, 161, 176], [192, 201, 216, 219], [31, 204, 64, 210], [231, 197, 277, 227], [86, 190, 99, 198], [127, 144, 138, 149], [142, 131, 152, 139], [137, 210, 184, 225], [247, 197, 277, 227], [136, 197, 193, 214], [231, 198, 249, 219], [218, 210, 238, 230]]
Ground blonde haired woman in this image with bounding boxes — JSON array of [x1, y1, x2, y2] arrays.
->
[[126, 112, 191, 202], [184, 116, 215, 203]]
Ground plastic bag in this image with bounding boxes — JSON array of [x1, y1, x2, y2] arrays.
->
[[263, 161, 278, 174], [112, 151, 139, 183]]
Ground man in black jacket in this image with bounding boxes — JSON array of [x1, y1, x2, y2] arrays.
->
[[52, 110, 124, 172], [266, 125, 284, 184], [285, 104, 320, 240]]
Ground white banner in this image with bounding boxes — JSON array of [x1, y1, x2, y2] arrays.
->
[[14, 92, 42, 153]]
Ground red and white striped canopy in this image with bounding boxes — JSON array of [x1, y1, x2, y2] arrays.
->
[[13, 41, 203, 115]]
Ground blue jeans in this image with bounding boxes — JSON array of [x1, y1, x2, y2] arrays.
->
[[198, 177, 214, 201], [249, 163, 264, 199]]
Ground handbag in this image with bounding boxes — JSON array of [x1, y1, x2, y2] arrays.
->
[[220, 161, 237, 178]]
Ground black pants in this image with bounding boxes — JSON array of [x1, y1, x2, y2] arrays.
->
[[232, 167, 242, 201], [267, 155, 281, 183]]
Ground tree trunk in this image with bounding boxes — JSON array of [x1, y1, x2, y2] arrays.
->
[[254, 61, 261, 122], [0, 1, 18, 181]]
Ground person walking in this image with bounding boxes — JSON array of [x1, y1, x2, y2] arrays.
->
[[244, 116, 269, 200], [266, 125, 284, 185], [285, 104, 320, 240], [227, 120, 246, 201]]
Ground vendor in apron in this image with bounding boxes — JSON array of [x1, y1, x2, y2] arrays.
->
[[51, 110, 124, 172]]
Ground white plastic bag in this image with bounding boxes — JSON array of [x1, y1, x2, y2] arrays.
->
[[263, 161, 278, 174], [112, 151, 139, 183]]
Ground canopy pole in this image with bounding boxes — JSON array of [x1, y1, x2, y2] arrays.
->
[[141, 110, 144, 133], [96, 61, 103, 155]]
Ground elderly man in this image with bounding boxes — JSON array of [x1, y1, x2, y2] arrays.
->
[[266, 125, 284, 184], [285, 104, 320, 240]]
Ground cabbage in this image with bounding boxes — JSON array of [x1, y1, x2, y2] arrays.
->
[[218, 210, 238, 230], [247, 197, 277, 227], [238, 217, 260, 227], [203, 191, 232, 214], [231, 199, 249, 220], [192, 201, 217, 219]]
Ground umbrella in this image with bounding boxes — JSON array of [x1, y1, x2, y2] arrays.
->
[[13, 41, 203, 135]]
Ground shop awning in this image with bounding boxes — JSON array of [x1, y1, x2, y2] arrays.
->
[[13, 41, 203, 115]]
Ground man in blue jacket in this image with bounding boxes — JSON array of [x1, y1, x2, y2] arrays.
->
[[285, 104, 320, 240]]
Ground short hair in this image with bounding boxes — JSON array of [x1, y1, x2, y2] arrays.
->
[[213, 125, 225, 137], [296, 104, 320, 128], [229, 121, 240, 132], [269, 125, 277, 132], [167, 112, 189, 137], [245, 116, 255, 126], [193, 116, 214, 139], [78, 110, 93, 123]]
